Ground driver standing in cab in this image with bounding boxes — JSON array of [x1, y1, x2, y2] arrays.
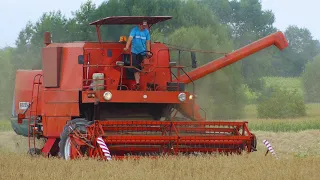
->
[[124, 20, 152, 90]]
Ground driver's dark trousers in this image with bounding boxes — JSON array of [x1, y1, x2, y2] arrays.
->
[[131, 53, 145, 73]]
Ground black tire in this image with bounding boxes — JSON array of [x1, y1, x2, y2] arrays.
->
[[58, 118, 92, 160], [251, 133, 257, 152]]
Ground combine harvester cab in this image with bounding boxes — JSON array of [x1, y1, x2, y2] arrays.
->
[[12, 16, 289, 160]]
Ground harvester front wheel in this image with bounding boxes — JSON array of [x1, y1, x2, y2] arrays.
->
[[58, 118, 93, 160], [251, 133, 257, 152]]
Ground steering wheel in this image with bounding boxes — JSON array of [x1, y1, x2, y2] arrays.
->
[[138, 50, 153, 59]]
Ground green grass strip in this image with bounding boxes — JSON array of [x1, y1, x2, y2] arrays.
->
[[0, 120, 12, 132], [248, 118, 320, 132]]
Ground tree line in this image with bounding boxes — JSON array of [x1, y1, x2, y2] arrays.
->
[[0, 0, 319, 119]]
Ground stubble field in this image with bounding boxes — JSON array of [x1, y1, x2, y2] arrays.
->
[[1, 104, 320, 180]]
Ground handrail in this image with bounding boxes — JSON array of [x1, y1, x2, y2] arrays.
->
[[82, 64, 187, 91], [81, 46, 191, 92], [83, 48, 177, 73]]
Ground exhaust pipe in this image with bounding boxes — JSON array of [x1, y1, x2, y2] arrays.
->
[[44, 32, 51, 46]]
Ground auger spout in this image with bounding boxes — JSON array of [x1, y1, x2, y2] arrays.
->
[[174, 31, 289, 84]]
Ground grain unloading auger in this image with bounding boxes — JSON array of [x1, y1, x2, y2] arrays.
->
[[11, 16, 288, 160]]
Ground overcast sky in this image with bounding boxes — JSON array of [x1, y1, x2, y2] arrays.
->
[[0, 0, 318, 48]]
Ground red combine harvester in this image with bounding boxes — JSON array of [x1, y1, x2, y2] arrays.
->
[[12, 16, 288, 160]]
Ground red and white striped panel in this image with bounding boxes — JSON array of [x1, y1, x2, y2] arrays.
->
[[97, 137, 112, 161], [263, 139, 278, 158]]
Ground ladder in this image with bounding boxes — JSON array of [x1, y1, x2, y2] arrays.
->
[[28, 74, 42, 153]]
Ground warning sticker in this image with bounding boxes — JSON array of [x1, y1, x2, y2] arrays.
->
[[19, 102, 30, 110]]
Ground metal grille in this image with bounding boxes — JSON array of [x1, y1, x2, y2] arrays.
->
[[86, 120, 254, 158]]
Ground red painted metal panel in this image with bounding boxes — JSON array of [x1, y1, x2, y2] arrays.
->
[[40, 90, 79, 117], [42, 116, 70, 137], [58, 47, 84, 90], [14, 70, 43, 116], [42, 90, 79, 103], [82, 90, 191, 103], [42, 102, 79, 117], [42, 47, 62, 87]]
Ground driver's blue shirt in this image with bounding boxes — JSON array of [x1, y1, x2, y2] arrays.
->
[[129, 26, 150, 55]]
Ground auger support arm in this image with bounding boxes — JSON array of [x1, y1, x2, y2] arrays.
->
[[175, 31, 289, 84]]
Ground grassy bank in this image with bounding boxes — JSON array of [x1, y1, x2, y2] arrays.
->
[[0, 119, 11, 132], [242, 103, 320, 132], [247, 118, 320, 132]]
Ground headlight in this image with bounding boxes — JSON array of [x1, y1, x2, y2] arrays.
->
[[189, 95, 193, 100], [103, 91, 112, 101], [178, 93, 186, 102]]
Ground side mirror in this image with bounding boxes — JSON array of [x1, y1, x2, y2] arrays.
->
[[78, 55, 84, 64], [191, 52, 197, 68]]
